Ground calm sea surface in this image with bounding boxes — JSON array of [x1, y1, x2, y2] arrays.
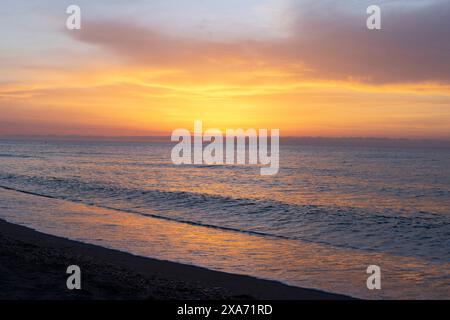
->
[[0, 139, 449, 299]]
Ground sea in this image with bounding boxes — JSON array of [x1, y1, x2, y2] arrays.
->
[[0, 138, 449, 299]]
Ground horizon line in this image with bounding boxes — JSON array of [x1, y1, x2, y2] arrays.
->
[[1, 134, 450, 148]]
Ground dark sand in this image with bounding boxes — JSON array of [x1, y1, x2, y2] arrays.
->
[[0, 219, 350, 300]]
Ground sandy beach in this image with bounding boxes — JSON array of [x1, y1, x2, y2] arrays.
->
[[0, 218, 349, 300]]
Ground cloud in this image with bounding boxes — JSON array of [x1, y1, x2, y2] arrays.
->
[[284, 0, 450, 83], [70, 20, 267, 67], [68, 0, 450, 84]]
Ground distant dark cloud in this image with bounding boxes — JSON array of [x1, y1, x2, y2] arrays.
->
[[284, 0, 450, 83], [69, 0, 450, 84]]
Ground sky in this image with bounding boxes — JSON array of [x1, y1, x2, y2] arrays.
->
[[0, 0, 449, 138]]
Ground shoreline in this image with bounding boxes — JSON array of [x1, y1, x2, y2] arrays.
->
[[0, 218, 351, 300]]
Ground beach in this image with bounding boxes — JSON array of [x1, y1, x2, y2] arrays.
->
[[0, 218, 348, 300]]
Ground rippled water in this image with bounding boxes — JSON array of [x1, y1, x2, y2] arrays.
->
[[0, 139, 449, 299]]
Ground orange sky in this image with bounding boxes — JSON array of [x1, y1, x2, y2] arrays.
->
[[1, 1, 449, 139]]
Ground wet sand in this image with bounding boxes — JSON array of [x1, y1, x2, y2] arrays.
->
[[0, 218, 350, 300]]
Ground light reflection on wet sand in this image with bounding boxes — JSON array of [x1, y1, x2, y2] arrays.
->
[[1, 188, 448, 299]]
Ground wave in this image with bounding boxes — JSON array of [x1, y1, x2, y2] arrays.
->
[[0, 184, 297, 241], [0, 172, 449, 261], [0, 153, 40, 159]]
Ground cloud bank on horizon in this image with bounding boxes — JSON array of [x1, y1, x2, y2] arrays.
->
[[1, 0, 449, 138]]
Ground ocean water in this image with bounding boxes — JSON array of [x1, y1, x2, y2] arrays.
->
[[0, 139, 449, 299]]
